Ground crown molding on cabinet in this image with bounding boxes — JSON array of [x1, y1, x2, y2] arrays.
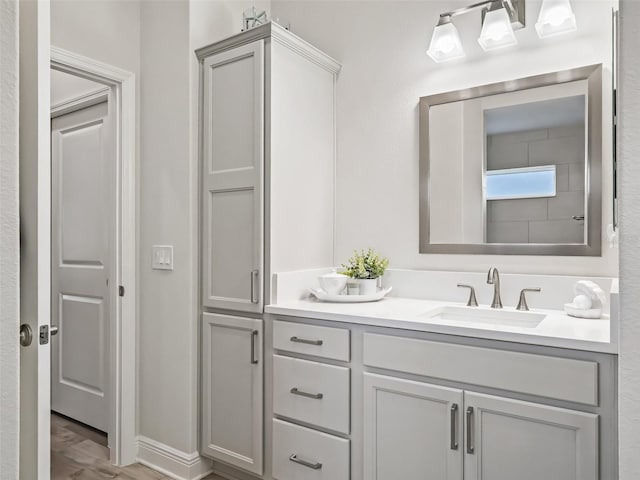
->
[[270, 22, 342, 75], [195, 22, 341, 75]]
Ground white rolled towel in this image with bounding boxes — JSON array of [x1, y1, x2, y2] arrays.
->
[[573, 280, 607, 310]]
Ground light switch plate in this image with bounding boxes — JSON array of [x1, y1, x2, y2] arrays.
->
[[152, 245, 174, 271]]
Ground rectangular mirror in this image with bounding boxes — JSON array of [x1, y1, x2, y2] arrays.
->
[[419, 65, 602, 256]]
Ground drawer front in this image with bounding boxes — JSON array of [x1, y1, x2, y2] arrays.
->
[[273, 320, 350, 361], [363, 333, 598, 406], [274, 355, 350, 434], [272, 419, 349, 480]]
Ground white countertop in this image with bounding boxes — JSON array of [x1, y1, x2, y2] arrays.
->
[[265, 296, 616, 354]]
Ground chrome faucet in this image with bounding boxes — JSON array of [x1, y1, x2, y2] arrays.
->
[[487, 267, 503, 309]]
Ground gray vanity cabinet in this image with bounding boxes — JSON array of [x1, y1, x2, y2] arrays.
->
[[363, 373, 464, 480], [363, 374, 598, 480], [464, 392, 597, 480], [362, 332, 602, 480], [201, 40, 265, 314], [201, 313, 263, 475], [197, 24, 340, 477]]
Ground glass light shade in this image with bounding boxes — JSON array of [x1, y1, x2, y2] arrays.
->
[[427, 21, 465, 63], [478, 6, 517, 51], [535, 0, 577, 38]]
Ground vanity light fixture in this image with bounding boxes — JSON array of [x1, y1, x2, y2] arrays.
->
[[427, 0, 525, 62], [427, 15, 465, 63], [478, 2, 518, 51], [535, 0, 577, 38]]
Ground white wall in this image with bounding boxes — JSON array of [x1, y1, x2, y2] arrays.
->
[[0, 1, 20, 477], [618, 1, 640, 477], [50, 69, 105, 106], [138, 0, 198, 455], [272, 0, 618, 276], [51, 0, 141, 76]]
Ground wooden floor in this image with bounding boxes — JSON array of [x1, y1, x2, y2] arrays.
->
[[52, 413, 223, 480]]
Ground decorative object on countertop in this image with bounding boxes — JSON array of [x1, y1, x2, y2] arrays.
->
[[346, 280, 360, 296], [340, 248, 389, 296], [564, 280, 607, 319], [309, 286, 393, 303], [318, 269, 348, 296], [242, 6, 268, 31]]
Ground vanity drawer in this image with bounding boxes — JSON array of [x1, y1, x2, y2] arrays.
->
[[274, 355, 350, 434], [363, 333, 598, 406], [272, 419, 349, 480], [273, 320, 350, 361]]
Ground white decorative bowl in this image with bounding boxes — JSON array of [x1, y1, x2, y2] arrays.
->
[[318, 270, 348, 295]]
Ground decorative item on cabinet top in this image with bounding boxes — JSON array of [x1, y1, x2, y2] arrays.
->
[[242, 6, 268, 32]]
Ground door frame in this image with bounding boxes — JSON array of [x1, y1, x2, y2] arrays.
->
[[50, 46, 137, 466]]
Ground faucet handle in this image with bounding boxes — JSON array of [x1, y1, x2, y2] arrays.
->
[[457, 284, 479, 307], [517, 288, 541, 311]]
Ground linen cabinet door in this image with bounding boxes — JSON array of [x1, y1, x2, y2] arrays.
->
[[201, 40, 264, 313], [201, 313, 263, 475], [464, 392, 598, 480], [363, 373, 463, 480]]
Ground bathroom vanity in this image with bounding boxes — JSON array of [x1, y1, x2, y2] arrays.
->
[[259, 270, 618, 480], [200, 267, 618, 480]]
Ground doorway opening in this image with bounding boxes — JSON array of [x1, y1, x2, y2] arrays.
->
[[50, 47, 137, 467]]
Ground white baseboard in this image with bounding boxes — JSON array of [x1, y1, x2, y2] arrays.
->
[[136, 436, 213, 480]]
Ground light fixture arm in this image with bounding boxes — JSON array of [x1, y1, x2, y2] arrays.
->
[[438, 0, 516, 23]]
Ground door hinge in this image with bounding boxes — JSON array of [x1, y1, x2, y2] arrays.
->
[[119, 285, 125, 297], [39, 325, 49, 345]]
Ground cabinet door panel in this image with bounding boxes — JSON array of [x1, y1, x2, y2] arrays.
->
[[464, 392, 598, 480], [208, 53, 258, 173], [363, 373, 463, 480], [208, 189, 256, 302], [201, 313, 263, 475], [202, 40, 264, 312]]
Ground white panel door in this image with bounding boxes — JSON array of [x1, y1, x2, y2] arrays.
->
[[50, 101, 112, 432], [202, 40, 264, 313], [363, 373, 464, 480], [201, 313, 263, 475], [464, 392, 598, 480]]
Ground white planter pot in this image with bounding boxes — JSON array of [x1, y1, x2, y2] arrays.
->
[[358, 278, 378, 295]]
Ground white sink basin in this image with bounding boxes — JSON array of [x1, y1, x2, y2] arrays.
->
[[420, 305, 546, 329]]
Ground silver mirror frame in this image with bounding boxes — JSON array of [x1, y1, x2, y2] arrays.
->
[[419, 64, 603, 256]]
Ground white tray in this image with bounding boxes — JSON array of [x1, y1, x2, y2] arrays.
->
[[310, 287, 393, 303]]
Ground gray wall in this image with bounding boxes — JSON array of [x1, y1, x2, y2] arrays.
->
[[618, 1, 640, 478], [487, 125, 585, 244]]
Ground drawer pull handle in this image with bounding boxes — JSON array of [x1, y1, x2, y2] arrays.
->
[[289, 454, 322, 470], [290, 387, 324, 400], [290, 336, 323, 346], [450, 403, 459, 450], [466, 406, 475, 454]]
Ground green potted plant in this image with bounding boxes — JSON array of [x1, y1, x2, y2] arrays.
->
[[341, 248, 389, 295]]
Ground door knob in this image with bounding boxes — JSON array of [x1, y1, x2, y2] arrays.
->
[[50, 325, 59, 336], [20, 324, 33, 347]]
